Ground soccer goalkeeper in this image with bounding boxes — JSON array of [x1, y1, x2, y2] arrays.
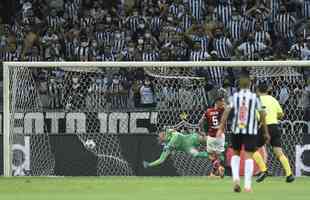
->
[[143, 129, 209, 168]]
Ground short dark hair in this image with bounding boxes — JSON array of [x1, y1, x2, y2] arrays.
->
[[214, 93, 224, 104], [258, 81, 269, 93], [239, 70, 251, 88]]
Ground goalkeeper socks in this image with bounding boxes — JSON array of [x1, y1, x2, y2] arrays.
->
[[253, 151, 267, 172], [231, 155, 240, 182], [244, 159, 254, 190], [279, 154, 292, 176]]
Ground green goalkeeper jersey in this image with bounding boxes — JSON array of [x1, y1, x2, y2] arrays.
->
[[146, 130, 208, 167], [165, 131, 200, 152]]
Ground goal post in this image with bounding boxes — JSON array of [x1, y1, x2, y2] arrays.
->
[[2, 61, 309, 177]]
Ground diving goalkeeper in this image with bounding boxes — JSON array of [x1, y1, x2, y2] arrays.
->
[[143, 129, 209, 168]]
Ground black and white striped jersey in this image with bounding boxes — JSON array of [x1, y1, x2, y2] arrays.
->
[[290, 43, 305, 59], [74, 46, 95, 61], [46, 16, 65, 29], [275, 13, 296, 39], [188, 0, 206, 21], [206, 67, 226, 87], [270, 0, 281, 23], [80, 16, 96, 29], [112, 38, 125, 53], [25, 55, 42, 61], [73, 0, 82, 7], [96, 53, 116, 61], [303, 0, 310, 19], [237, 42, 267, 60], [149, 16, 162, 33], [226, 19, 245, 42], [65, 40, 78, 60], [245, 17, 271, 33], [142, 51, 160, 61], [169, 3, 182, 17], [229, 89, 263, 135], [64, 2, 79, 20], [213, 3, 232, 26], [190, 50, 210, 61], [0, 50, 20, 61], [192, 35, 209, 51], [212, 36, 232, 59], [126, 16, 140, 32], [181, 13, 193, 32], [254, 31, 270, 45]]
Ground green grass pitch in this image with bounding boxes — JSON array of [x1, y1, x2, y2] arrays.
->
[[0, 177, 309, 200]]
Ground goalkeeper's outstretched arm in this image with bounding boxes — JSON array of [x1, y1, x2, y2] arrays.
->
[[143, 132, 179, 168], [143, 149, 171, 168]]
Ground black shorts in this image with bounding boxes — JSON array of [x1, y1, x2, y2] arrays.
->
[[257, 124, 282, 148], [231, 134, 258, 152]]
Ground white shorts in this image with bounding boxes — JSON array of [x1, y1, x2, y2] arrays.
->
[[207, 135, 225, 154]]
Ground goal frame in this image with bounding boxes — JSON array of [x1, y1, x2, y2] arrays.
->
[[3, 60, 310, 177]]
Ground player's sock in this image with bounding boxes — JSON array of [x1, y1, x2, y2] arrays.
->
[[279, 154, 292, 176], [231, 155, 240, 182], [253, 151, 267, 172], [244, 159, 254, 190], [211, 159, 220, 175]]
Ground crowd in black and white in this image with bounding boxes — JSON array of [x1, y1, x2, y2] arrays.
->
[[0, 0, 309, 121]]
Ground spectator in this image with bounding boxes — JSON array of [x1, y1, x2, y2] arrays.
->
[[139, 77, 156, 108], [236, 32, 268, 60]]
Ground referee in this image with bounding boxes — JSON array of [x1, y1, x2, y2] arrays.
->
[[253, 81, 295, 183], [218, 71, 268, 193]]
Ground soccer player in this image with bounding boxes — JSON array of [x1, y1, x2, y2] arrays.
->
[[253, 81, 295, 183], [198, 95, 225, 177], [142, 129, 209, 168], [217, 71, 269, 193]]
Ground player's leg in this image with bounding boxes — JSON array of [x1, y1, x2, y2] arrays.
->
[[254, 146, 268, 182], [243, 135, 258, 192], [207, 136, 220, 176], [270, 125, 294, 182], [253, 130, 268, 182], [214, 135, 226, 178], [231, 134, 241, 193]]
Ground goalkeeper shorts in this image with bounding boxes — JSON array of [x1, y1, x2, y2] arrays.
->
[[207, 135, 225, 154]]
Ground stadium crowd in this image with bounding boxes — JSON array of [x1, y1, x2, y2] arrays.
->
[[0, 0, 309, 121]]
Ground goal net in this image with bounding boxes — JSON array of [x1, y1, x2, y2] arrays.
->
[[3, 61, 308, 176]]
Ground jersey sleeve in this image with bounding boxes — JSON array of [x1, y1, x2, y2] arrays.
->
[[147, 149, 170, 167], [147, 134, 179, 167], [165, 134, 178, 151]]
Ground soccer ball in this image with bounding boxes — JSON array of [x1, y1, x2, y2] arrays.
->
[[84, 139, 96, 149]]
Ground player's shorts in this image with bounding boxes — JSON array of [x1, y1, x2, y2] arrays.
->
[[231, 133, 258, 152], [257, 124, 282, 148], [207, 135, 225, 154]]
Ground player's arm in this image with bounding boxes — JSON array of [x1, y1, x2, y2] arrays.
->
[[257, 98, 270, 143], [218, 96, 233, 137], [143, 148, 171, 168], [275, 98, 284, 120], [143, 134, 178, 168], [198, 114, 207, 136], [217, 107, 231, 137]]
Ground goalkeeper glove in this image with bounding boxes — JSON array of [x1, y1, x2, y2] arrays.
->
[[143, 161, 150, 168]]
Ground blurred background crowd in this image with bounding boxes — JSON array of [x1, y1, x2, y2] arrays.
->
[[0, 0, 309, 122]]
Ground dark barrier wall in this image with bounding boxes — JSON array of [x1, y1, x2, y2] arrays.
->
[[1, 133, 310, 176], [0, 134, 179, 176]]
